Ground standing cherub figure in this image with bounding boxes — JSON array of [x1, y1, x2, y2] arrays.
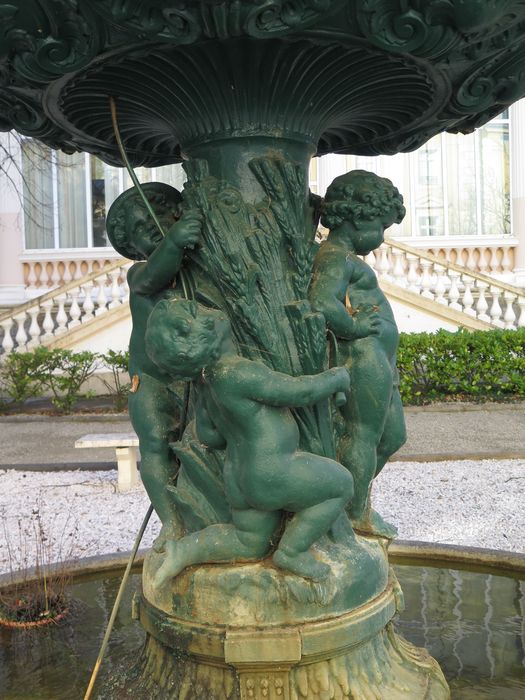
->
[[309, 170, 407, 538], [145, 299, 353, 586], [106, 183, 202, 538]]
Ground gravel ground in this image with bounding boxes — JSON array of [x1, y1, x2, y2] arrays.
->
[[0, 458, 523, 574]]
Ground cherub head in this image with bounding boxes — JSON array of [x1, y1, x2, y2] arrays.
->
[[106, 183, 183, 260], [145, 299, 229, 381], [321, 170, 405, 255]]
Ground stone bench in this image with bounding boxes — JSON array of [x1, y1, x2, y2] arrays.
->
[[75, 433, 140, 491]]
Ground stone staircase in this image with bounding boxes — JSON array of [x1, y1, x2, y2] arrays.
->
[[0, 259, 131, 355], [0, 240, 524, 357]]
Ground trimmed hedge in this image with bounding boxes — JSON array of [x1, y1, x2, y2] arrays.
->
[[397, 328, 525, 404]]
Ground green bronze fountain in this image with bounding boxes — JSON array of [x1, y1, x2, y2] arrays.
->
[[3, 2, 525, 697]]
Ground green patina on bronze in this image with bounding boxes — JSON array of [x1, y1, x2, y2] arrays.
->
[[4, 2, 525, 698]]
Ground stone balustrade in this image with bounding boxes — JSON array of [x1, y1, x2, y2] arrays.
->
[[0, 260, 131, 355], [397, 237, 518, 282], [370, 239, 525, 329], [21, 249, 122, 296]]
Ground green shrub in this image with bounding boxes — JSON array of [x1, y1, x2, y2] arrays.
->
[[397, 328, 525, 404], [0, 351, 46, 404], [34, 347, 99, 413], [99, 349, 130, 410]]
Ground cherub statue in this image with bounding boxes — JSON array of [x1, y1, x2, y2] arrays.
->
[[309, 170, 407, 538], [106, 183, 202, 538], [145, 299, 353, 585]]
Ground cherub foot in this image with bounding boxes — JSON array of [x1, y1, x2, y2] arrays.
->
[[352, 509, 398, 539], [152, 522, 180, 553], [273, 547, 330, 581], [153, 540, 186, 589]]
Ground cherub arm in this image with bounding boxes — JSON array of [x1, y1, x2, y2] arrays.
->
[[309, 247, 379, 341], [234, 359, 349, 408], [128, 211, 202, 295]]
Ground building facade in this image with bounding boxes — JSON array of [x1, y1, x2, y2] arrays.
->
[[1, 99, 525, 308]]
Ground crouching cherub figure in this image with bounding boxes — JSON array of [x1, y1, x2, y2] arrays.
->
[[145, 299, 353, 586], [309, 170, 407, 539]]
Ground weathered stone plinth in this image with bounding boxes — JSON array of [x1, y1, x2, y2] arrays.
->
[[111, 535, 449, 699]]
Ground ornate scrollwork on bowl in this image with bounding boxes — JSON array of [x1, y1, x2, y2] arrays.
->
[[350, 0, 525, 61], [446, 33, 525, 132], [0, 0, 103, 84], [89, 0, 344, 42]]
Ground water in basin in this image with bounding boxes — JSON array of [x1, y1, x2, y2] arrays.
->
[[1, 563, 524, 699]]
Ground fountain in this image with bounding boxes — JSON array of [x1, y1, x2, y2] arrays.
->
[[2, 2, 525, 698]]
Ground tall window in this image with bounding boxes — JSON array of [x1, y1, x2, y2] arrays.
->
[[21, 141, 186, 251], [322, 112, 510, 239]]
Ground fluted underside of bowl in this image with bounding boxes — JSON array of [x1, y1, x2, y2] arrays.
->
[[2, 1, 525, 163]]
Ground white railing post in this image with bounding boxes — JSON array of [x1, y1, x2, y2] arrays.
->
[[461, 277, 476, 317], [488, 287, 504, 327], [420, 259, 434, 299], [0, 318, 15, 353], [14, 311, 28, 351], [391, 249, 406, 287], [41, 298, 55, 339], [448, 270, 461, 311], [518, 297, 525, 328], [81, 281, 95, 322], [55, 293, 68, 335], [503, 292, 518, 329], [434, 264, 448, 305], [27, 306, 41, 347], [475, 281, 490, 322], [68, 288, 82, 328]]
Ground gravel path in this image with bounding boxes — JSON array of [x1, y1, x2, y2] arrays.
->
[[0, 458, 523, 574]]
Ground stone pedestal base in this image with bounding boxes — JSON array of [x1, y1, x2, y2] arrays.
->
[[128, 594, 448, 699], [101, 534, 449, 699]]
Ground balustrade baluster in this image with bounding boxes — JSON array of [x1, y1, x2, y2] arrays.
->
[[26, 263, 38, 292], [489, 247, 501, 274], [488, 286, 504, 327], [108, 268, 122, 308], [448, 270, 461, 311], [14, 311, 28, 350], [503, 292, 518, 329], [478, 248, 489, 273], [391, 249, 406, 287], [68, 288, 82, 328], [63, 261, 73, 285], [95, 277, 108, 315], [50, 261, 61, 288], [406, 254, 420, 293], [27, 307, 41, 347], [81, 281, 95, 322], [433, 265, 448, 305], [0, 318, 15, 354], [420, 260, 434, 299], [517, 297, 525, 328], [55, 294, 68, 335], [466, 247, 477, 271], [41, 299, 55, 339], [374, 244, 391, 280], [461, 278, 476, 317], [475, 281, 490, 322], [501, 247, 513, 275]]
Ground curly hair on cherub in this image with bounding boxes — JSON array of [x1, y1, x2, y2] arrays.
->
[[145, 299, 226, 380], [320, 170, 405, 230]]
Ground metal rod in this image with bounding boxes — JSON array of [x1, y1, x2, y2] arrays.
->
[[83, 504, 154, 700]]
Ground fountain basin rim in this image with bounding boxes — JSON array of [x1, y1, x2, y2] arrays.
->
[[1, 541, 524, 590]]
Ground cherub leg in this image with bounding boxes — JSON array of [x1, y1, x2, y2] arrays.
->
[[154, 508, 281, 588], [340, 340, 393, 525], [376, 389, 406, 476], [272, 454, 353, 581], [356, 388, 406, 539], [128, 374, 180, 534]]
